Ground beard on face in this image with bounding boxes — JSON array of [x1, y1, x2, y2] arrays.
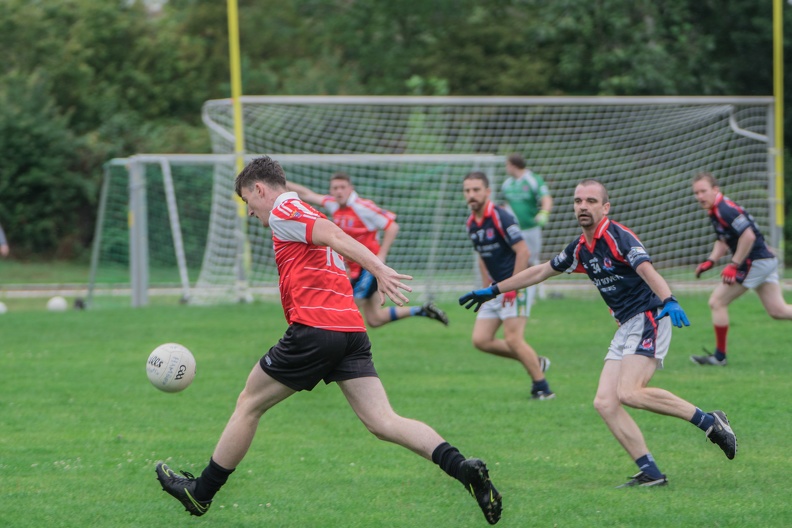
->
[[468, 200, 482, 212]]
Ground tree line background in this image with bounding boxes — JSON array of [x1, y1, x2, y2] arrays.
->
[[1, 0, 790, 261]]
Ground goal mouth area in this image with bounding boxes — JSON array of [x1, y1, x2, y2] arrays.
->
[[92, 95, 778, 307]]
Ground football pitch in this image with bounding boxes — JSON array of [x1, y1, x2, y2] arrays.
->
[[1, 293, 790, 527]]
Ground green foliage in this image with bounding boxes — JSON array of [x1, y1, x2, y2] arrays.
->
[[1, 296, 792, 526], [0, 0, 788, 259], [0, 71, 93, 256]]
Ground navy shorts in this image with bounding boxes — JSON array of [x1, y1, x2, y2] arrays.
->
[[260, 323, 378, 391], [351, 269, 378, 300]]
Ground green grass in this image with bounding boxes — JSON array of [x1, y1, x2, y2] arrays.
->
[[0, 259, 91, 284], [1, 294, 791, 527]]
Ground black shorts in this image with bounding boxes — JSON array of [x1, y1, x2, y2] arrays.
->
[[260, 323, 378, 391]]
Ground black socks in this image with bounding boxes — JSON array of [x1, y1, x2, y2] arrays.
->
[[194, 457, 235, 502], [431, 442, 466, 483]]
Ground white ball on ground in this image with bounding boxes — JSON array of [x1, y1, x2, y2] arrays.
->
[[47, 296, 68, 312], [146, 343, 196, 393], [0, 301, 7, 314]]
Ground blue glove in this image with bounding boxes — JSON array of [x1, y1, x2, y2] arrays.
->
[[657, 296, 690, 328], [459, 284, 500, 312]]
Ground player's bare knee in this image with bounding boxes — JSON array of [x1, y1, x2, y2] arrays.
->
[[503, 334, 525, 351], [366, 317, 385, 328], [234, 391, 261, 418], [766, 306, 792, 320], [362, 307, 389, 328], [593, 395, 618, 416], [616, 387, 646, 409], [471, 336, 491, 352], [364, 414, 400, 441]]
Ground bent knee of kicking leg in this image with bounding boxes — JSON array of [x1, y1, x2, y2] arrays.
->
[[235, 390, 266, 419], [362, 414, 401, 441]]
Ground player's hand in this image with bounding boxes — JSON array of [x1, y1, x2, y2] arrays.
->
[[721, 263, 738, 285], [657, 297, 690, 328], [695, 259, 714, 278], [459, 285, 500, 312], [501, 290, 517, 307], [535, 210, 550, 228], [375, 266, 413, 306]]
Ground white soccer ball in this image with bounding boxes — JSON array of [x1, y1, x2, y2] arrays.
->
[[47, 296, 68, 312], [146, 343, 196, 393], [0, 301, 7, 314]]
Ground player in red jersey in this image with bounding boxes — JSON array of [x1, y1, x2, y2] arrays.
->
[[287, 174, 449, 328], [156, 156, 501, 525]]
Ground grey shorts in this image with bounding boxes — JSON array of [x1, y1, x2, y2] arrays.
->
[[605, 310, 671, 369], [741, 257, 779, 289]]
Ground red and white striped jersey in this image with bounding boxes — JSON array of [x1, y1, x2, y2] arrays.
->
[[321, 191, 395, 279], [269, 192, 366, 332]]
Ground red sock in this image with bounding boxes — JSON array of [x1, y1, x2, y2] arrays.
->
[[714, 325, 729, 355]]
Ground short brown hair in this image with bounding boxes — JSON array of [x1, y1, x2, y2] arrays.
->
[[235, 156, 287, 196], [693, 172, 718, 187], [507, 153, 526, 169], [330, 172, 351, 184], [464, 171, 490, 188], [577, 179, 609, 204]]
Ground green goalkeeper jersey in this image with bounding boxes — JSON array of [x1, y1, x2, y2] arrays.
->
[[501, 170, 550, 229]]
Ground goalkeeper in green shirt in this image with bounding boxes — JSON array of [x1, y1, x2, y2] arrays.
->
[[502, 154, 553, 302]]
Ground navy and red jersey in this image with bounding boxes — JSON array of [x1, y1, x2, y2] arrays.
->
[[708, 193, 774, 262], [550, 217, 661, 324], [466, 201, 524, 283], [269, 192, 366, 332]]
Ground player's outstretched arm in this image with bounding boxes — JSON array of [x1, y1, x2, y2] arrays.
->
[[312, 218, 412, 306], [497, 261, 559, 293], [285, 181, 326, 206], [459, 262, 559, 311]]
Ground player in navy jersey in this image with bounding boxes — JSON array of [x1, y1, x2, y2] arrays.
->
[[690, 172, 792, 366], [463, 171, 554, 400], [460, 179, 737, 487], [155, 157, 502, 525]]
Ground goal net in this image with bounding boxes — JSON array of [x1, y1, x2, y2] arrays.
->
[[90, 96, 777, 306], [203, 96, 778, 287], [89, 153, 501, 306]]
